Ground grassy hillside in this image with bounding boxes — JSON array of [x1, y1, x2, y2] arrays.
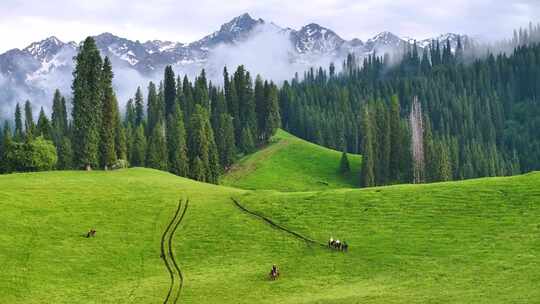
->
[[221, 129, 362, 191], [1, 168, 539, 303]]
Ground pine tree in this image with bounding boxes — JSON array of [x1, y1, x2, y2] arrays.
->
[[163, 65, 176, 117], [339, 149, 351, 174], [146, 120, 168, 170], [114, 99, 127, 161], [57, 136, 73, 170], [24, 100, 35, 138], [215, 113, 236, 169], [361, 108, 375, 187], [240, 127, 255, 154], [99, 57, 117, 169], [134, 86, 145, 126], [14, 103, 23, 141], [191, 156, 205, 181], [51, 91, 68, 144], [263, 82, 281, 142], [72, 37, 103, 170], [146, 82, 159, 135], [125, 98, 136, 127], [389, 95, 402, 181], [1, 122, 12, 173], [36, 107, 52, 140], [131, 124, 146, 167], [167, 103, 189, 176], [254, 75, 265, 141]]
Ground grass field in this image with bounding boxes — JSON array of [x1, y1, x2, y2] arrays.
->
[[221, 129, 362, 192], [1, 167, 539, 303]]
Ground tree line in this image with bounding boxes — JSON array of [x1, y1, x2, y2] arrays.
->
[[279, 26, 540, 187], [0, 37, 281, 183]]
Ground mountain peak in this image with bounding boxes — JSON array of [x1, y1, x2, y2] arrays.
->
[[190, 13, 265, 49], [23, 36, 67, 62], [294, 23, 344, 54]]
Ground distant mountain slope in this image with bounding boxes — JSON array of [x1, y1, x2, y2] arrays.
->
[[0, 12, 470, 115], [221, 129, 362, 191]]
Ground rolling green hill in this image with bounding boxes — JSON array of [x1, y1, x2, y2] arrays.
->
[[221, 129, 362, 192], [1, 168, 539, 303]]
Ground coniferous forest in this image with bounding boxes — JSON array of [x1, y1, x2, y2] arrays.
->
[[0, 37, 281, 184], [1, 25, 540, 188], [280, 28, 540, 186]]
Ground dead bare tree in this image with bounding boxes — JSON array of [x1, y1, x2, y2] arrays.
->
[[410, 96, 425, 183]]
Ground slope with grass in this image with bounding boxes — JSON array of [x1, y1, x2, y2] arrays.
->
[[221, 129, 362, 192], [1, 168, 539, 303]]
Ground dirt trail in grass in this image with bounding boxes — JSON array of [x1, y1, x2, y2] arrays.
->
[[160, 199, 189, 304], [231, 198, 327, 248]]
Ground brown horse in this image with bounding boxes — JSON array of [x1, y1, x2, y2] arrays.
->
[[86, 229, 96, 238], [269, 265, 280, 280]]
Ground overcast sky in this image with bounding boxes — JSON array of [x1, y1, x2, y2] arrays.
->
[[1, 0, 539, 53]]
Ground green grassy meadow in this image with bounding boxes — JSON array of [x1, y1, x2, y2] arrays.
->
[[1, 131, 539, 303], [221, 129, 362, 192]]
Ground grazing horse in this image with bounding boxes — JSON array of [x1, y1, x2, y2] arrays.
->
[[86, 229, 96, 238], [269, 265, 280, 280]]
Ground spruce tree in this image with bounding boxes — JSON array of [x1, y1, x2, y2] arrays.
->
[[125, 98, 136, 127], [114, 99, 127, 161], [72, 37, 103, 170], [339, 149, 351, 174], [167, 103, 189, 176], [361, 108, 375, 187], [134, 86, 145, 126], [263, 82, 281, 142], [99, 57, 117, 169], [163, 65, 176, 117], [216, 113, 236, 169], [57, 136, 73, 170], [146, 82, 159, 134], [131, 125, 146, 167], [14, 103, 23, 141], [24, 100, 35, 138], [389, 95, 402, 181], [1, 122, 12, 173], [36, 107, 52, 140], [51, 90, 68, 144], [146, 120, 168, 171], [188, 105, 213, 181]]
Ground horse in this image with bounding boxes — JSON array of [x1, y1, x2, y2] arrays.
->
[[86, 229, 96, 238], [269, 265, 280, 280]]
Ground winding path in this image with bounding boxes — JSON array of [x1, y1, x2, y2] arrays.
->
[[231, 198, 327, 248], [160, 199, 189, 304]]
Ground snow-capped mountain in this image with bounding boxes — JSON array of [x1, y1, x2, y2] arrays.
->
[[291, 23, 345, 54], [0, 12, 470, 115], [190, 13, 265, 49]]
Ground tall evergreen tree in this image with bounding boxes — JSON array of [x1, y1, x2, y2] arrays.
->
[[263, 82, 281, 142], [134, 86, 145, 127], [14, 103, 23, 141], [167, 103, 189, 176], [339, 149, 351, 174], [146, 81, 159, 134], [36, 107, 52, 140], [131, 124, 146, 167], [72, 37, 103, 170], [51, 90, 68, 144], [146, 120, 168, 170], [361, 108, 375, 187], [163, 65, 176, 117], [24, 100, 35, 138], [99, 57, 117, 169]]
